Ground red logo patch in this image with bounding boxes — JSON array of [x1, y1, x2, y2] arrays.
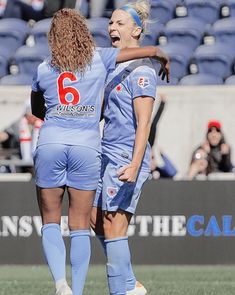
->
[[107, 187, 118, 198], [116, 85, 122, 92]]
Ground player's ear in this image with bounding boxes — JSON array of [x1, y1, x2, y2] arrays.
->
[[132, 26, 142, 38]]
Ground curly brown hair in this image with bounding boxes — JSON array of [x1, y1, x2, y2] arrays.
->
[[48, 8, 95, 74]]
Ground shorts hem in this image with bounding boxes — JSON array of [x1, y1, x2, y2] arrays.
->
[[36, 181, 97, 191], [35, 181, 66, 189], [67, 183, 98, 191], [103, 206, 135, 214]]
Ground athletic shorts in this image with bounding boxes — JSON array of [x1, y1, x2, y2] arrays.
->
[[34, 144, 101, 190], [93, 155, 149, 214]]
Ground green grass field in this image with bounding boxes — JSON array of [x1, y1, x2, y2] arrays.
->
[[1, 265, 235, 295]]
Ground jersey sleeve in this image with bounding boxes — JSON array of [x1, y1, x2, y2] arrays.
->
[[129, 66, 157, 100], [98, 47, 120, 71]]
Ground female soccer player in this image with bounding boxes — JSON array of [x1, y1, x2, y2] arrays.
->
[[91, 1, 159, 294], [31, 8, 169, 295]]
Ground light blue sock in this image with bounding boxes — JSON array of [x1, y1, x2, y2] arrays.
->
[[105, 236, 132, 295], [97, 235, 136, 291], [126, 263, 136, 291], [41, 223, 66, 282], [70, 230, 91, 295]]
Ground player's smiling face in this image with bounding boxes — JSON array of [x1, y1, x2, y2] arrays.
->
[[108, 9, 140, 49]]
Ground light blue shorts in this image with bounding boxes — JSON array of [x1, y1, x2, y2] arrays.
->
[[93, 155, 149, 214], [34, 144, 101, 190]]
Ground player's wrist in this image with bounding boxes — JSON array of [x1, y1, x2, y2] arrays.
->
[[155, 47, 169, 65], [130, 161, 141, 170]]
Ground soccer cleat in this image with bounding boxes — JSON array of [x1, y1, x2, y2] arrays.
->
[[126, 281, 147, 295], [55, 283, 73, 295]]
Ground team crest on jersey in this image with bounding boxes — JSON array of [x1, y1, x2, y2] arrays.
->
[[107, 187, 118, 198], [116, 84, 122, 92], [138, 77, 149, 88]]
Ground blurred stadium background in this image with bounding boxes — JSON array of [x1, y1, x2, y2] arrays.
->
[[1, 0, 235, 294]]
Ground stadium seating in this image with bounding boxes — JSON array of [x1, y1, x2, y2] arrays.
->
[[30, 18, 52, 45], [0, 4, 235, 85], [183, 0, 221, 24], [150, 0, 176, 24], [190, 43, 235, 79], [86, 17, 111, 47], [222, 0, 235, 17], [0, 18, 29, 52], [158, 43, 193, 79], [0, 56, 8, 78], [0, 45, 12, 78], [225, 75, 235, 84], [211, 17, 235, 46], [79, 0, 89, 17], [12, 44, 49, 75], [141, 22, 164, 46], [2, 0, 23, 19], [179, 73, 223, 85], [0, 74, 32, 85], [162, 17, 205, 49]]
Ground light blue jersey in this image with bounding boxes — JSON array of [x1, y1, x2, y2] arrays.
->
[[101, 59, 157, 172], [32, 47, 120, 152]]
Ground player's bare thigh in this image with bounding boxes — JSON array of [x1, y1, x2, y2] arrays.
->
[[36, 186, 65, 224], [68, 187, 96, 231]]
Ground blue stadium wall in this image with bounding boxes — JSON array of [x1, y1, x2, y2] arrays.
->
[[1, 180, 235, 264]]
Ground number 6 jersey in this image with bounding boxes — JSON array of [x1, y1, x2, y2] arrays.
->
[[32, 47, 119, 152]]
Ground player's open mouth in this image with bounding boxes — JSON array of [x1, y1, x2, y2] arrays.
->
[[110, 36, 120, 44]]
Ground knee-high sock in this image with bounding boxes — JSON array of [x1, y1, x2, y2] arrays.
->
[[97, 235, 136, 291], [70, 230, 91, 295], [105, 237, 133, 295], [41, 223, 66, 283]]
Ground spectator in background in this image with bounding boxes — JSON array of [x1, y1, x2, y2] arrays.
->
[[0, 0, 79, 21], [0, 0, 44, 20], [149, 93, 177, 179], [0, 100, 42, 172], [187, 120, 233, 180], [89, 0, 128, 18], [18, 0, 46, 21], [187, 147, 208, 180], [0, 0, 22, 18], [0, 0, 127, 21], [42, 0, 78, 18], [18, 100, 42, 162], [0, 127, 19, 173]]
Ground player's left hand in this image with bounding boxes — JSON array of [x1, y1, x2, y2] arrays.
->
[[158, 59, 170, 83], [154, 47, 170, 83], [117, 164, 139, 183]]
